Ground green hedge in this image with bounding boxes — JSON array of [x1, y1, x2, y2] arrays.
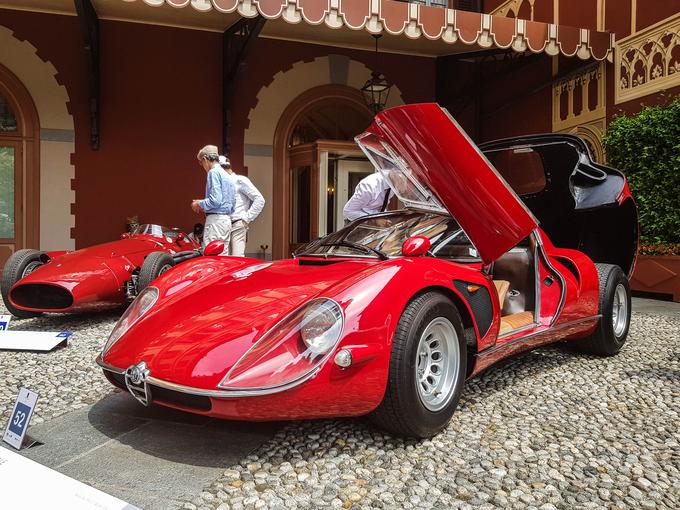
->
[[603, 96, 680, 249]]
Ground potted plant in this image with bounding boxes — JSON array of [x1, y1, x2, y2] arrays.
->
[[603, 96, 680, 301]]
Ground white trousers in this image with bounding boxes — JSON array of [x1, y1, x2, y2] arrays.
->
[[203, 214, 231, 256], [230, 220, 247, 257]]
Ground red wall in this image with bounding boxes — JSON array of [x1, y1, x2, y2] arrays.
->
[[635, 0, 678, 32], [0, 10, 435, 248]]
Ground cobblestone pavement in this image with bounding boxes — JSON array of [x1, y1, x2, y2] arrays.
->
[[0, 304, 678, 510], [181, 312, 680, 510]]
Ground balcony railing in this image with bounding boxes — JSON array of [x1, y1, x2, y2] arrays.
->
[[615, 12, 680, 104]]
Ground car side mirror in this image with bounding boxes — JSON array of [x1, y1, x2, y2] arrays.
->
[[402, 236, 431, 256], [204, 240, 225, 256], [121, 232, 130, 239]]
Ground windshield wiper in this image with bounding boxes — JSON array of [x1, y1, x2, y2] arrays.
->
[[320, 241, 388, 260]]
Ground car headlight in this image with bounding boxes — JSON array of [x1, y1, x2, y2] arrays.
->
[[219, 298, 344, 390], [102, 286, 158, 354], [300, 300, 344, 355]]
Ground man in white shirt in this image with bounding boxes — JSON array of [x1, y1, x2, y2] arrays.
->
[[219, 155, 265, 257], [342, 172, 391, 224]]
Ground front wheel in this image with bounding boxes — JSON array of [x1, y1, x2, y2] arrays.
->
[[137, 252, 175, 292], [575, 263, 631, 356], [1, 249, 44, 318], [369, 291, 466, 438]]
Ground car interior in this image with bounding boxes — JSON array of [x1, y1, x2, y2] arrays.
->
[[434, 232, 539, 336], [490, 238, 537, 336]]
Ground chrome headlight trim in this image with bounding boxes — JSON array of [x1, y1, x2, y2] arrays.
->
[[217, 297, 345, 391], [102, 286, 159, 355]]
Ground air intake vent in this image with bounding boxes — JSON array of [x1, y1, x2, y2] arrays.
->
[[10, 284, 74, 310]]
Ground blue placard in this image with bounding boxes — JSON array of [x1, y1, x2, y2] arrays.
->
[[8, 402, 31, 436]]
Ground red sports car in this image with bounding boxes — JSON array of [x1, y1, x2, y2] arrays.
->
[[97, 104, 637, 438], [1, 223, 207, 318]]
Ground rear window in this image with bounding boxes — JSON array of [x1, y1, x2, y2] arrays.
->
[[485, 147, 546, 195]]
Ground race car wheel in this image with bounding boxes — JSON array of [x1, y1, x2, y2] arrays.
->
[[575, 263, 631, 356], [138, 252, 175, 292], [1, 249, 44, 318], [369, 291, 466, 438]]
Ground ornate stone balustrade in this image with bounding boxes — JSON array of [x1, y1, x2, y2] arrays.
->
[[552, 61, 606, 161], [490, 0, 535, 21], [615, 12, 680, 104]]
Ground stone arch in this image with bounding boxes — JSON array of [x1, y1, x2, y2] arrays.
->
[[0, 25, 75, 250], [242, 55, 404, 259], [570, 123, 605, 163], [272, 85, 372, 258]]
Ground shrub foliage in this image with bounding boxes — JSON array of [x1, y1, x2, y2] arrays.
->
[[603, 96, 680, 251]]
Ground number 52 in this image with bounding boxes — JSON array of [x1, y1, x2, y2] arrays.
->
[[13, 411, 26, 428]]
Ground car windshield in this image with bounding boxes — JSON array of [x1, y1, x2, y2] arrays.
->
[[298, 211, 458, 259], [130, 224, 180, 239]]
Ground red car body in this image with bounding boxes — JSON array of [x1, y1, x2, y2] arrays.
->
[[5, 225, 200, 314], [98, 104, 637, 433]]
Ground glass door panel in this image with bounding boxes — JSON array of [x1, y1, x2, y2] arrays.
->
[[290, 165, 312, 253], [335, 159, 374, 231], [0, 145, 15, 239]]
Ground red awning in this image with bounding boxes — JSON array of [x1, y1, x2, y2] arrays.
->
[[138, 0, 613, 61]]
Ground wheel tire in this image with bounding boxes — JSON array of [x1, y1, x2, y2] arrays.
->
[[138, 252, 175, 292], [369, 291, 467, 438], [574, 263, 631, 356], [1, 249, 44, 318]]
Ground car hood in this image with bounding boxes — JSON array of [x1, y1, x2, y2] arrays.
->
[[356, 103, 538, 264], [101, 257, 377, 389]]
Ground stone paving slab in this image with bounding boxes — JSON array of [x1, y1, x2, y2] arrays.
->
[[9, 392, 279, 510]]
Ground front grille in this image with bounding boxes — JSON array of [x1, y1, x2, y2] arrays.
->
[[149, 385, 212, 411], [103, 369, 212, 411], [11, 283, 74, 309]]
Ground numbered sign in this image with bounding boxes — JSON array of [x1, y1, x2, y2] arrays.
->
[[0, 314, 11, 331], [3, 388, 38, 450]]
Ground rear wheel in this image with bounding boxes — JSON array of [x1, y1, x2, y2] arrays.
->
[[1, 249, 44, 318], [575, 263, 631, 356], [138, 252, 174, 292], [369, 291, 466, 438]]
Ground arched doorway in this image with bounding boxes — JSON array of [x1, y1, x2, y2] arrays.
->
[[272, 85, 373, 258], [0, 64, 40, 265]]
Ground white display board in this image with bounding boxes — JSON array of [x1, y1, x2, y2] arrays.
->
[[0, 330, 71, 351], [0, 446, 138, 509]]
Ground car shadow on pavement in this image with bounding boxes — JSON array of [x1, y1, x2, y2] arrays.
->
[[86, 391, 280, 468]]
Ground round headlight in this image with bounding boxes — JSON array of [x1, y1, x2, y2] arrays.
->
[[300, 300, 344, 355]]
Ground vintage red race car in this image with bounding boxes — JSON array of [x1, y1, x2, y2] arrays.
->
[[0, 223, 214, 318], [97, 104, 637, 438]]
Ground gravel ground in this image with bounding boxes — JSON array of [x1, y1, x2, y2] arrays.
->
[[0, 306, 678, 510], [0, 305, 119, 425]]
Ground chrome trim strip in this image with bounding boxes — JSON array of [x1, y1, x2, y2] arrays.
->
[[533, 229, 567, 326], [497, 322, 538, 340], [97, 357, 125, 374], [98, 356, 323, 398], [478, 315, 601, 357]]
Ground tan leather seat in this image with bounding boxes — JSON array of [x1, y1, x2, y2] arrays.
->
[[493, 280, 510, 309], [499, 311, 535, 335]]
